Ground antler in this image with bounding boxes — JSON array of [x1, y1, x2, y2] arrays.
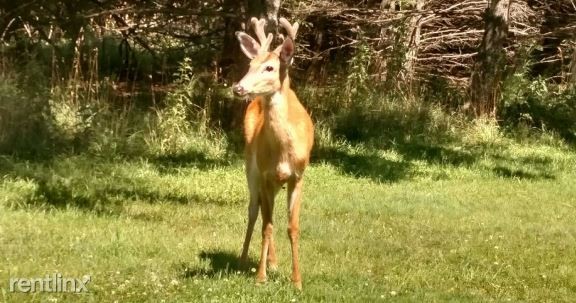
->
[[251, 17, 273, 53], [237, 17, 298, 59], [278, 17, 299, 41]]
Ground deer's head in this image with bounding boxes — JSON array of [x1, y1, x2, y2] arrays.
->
[[233, 18, 299, 97]]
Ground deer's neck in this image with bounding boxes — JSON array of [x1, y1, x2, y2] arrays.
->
[[262, 81, 292, 147]]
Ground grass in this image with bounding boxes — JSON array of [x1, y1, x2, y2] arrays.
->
[[0, 135, 575, 302]]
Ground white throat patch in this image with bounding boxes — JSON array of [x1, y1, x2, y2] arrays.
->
[[269, 91, 285, 107]]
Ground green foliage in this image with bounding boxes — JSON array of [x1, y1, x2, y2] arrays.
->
[[345, 38, 372, 101], [313, 87, 458, 149], [49, 86, 98, 144], [144, 58, 228, 158], [501, 70, 576, 142], [0, 71, 54, 157], [0, 51, 230, 159], [151, 58, 198, 154]]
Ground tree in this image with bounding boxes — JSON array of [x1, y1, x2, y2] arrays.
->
[[404, 0, 425, 91], [219, 0, 281, 82], [469, 0, 512, 117]]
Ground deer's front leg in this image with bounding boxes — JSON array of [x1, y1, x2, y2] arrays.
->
[[240, 196, 259, 266], [287, 178, 303, 290], [255, 177, 281, 284], [240, 169, 260, 266], [256, 184, 275, 284]]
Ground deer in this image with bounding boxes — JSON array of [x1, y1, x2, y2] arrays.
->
[[233, 17, 314, 290]]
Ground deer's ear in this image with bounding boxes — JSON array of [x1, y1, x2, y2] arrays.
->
[[236, 32, 260, 59], [279, 37, 294, 64]]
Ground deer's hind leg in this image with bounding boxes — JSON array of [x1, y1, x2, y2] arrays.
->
[[287, 177, 303, 290]]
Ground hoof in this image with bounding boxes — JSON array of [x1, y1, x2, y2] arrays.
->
[[292, 280, 302, 290], [255, 275, 267, 285]]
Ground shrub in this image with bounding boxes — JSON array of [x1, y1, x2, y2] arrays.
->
[[0, 72, 54, 157], [501, 71, 576, 143]]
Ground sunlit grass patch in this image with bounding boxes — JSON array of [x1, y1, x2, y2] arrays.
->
[[0, 137, 575, 302]]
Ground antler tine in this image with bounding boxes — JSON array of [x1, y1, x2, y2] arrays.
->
[[250, 18, 267, 45], [251, 17, 272, 53], [279, 17, 299, 41]]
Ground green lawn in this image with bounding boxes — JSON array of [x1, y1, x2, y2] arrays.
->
[[1, 139, 575, 302]]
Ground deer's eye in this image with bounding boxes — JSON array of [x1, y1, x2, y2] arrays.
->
[[264, 66, 274, 72]]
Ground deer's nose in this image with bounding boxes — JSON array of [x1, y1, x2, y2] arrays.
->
[[232, 83, 247, 96]]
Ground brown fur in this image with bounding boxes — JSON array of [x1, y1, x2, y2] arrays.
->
[[239, 66, 314, 290], [236, 18, 313, 290]]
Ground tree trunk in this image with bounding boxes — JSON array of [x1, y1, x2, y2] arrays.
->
[[245, 0, 280, 34], [404, 0, 425, 92], [469, 0, 512, 117], [374, 0, 395, 81]]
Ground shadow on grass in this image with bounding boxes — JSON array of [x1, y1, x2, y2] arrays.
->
[[312, 139, 559, 182], [150, 149, 234, 174], [0, 151, 241, 215], [104, 186, 238, 206], [178, 250, 257, 278], [312, 146, 412, 183], [493, 166, 555, 180], [490, 152, 557, 180], [0, 156, 120, 214], [395, 143, 477, 166], [323, 98, 566, 181], [310, 101, 480, 182]]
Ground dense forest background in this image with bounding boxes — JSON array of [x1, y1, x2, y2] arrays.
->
[[1, 0, 575, 159]]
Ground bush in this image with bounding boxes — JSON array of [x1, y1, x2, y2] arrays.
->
[[142, 58, 228, 158], [501, 72, 576, 143], [0, 72, 54, 157]]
